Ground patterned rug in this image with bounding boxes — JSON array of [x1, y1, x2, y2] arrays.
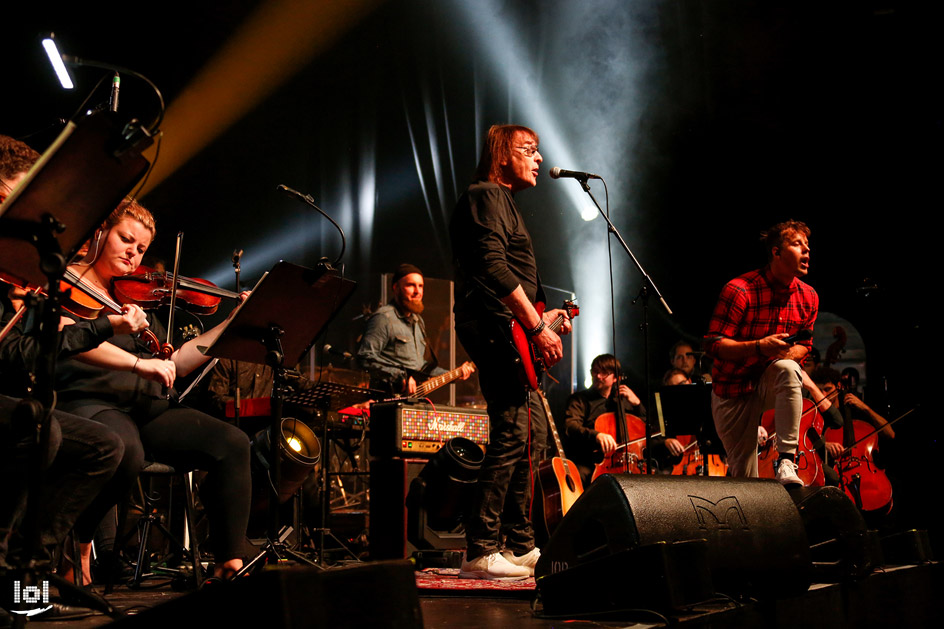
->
[[415, 568, 537, 598]]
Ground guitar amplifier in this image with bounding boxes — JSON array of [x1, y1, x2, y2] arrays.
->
[[369, 401, 489, 457]]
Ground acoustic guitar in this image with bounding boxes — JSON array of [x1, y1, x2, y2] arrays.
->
[[532, 389, 584, 543]]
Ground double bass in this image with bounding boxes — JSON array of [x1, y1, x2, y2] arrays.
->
[[825, 399, 893, 514]]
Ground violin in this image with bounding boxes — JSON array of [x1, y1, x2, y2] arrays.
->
[[757, 398, 826, 487], [60, 267, 173, 359], [111, 265, 239, 315]]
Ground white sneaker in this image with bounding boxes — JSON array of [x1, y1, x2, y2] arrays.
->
[[501, 548, 540, 576], [459, 552, 531, 580], [775, 458, 803, 487]]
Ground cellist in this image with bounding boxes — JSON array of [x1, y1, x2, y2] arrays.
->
[[563, 354, 683, 487]]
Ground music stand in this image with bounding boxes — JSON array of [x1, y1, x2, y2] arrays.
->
[[205, 261, 356, 573], [0, 111, 150, 620], [285, 382, 376, 566], [653, 383, 726, 457]]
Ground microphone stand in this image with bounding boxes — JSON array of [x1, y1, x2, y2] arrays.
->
[[571, 176, 673, 474]]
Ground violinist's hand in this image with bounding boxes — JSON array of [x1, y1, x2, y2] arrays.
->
[[596, 431, 618, 455], [618, 384, 641, 406], [665, 437, 684, 457], [224, 291, 252, 322], [238, 290, 251, 303], [109, 304, 149, 335], [544, 309, 572, 335], [134, 358, 176, 388], [757, 425, 769, 446]]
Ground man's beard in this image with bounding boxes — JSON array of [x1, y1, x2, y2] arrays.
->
[[399, 297, 424, 315]]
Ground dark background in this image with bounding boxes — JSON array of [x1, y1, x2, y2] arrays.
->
[[4, 0, 937, 536]]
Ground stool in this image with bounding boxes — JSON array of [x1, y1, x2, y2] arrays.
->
[[119, 461, 204, 590]]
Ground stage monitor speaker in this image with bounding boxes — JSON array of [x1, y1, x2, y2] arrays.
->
[[790, 485, 877, 581], [536, 541, 714, 616], [535, 474, 811, 599], [109, 560, 422, 628]]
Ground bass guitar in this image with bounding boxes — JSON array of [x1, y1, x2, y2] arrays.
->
[[532, 389, 584, 543], [408, 361, 475, 399], [510, 300, 579, 390]]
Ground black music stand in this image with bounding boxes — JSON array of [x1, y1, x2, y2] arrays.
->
[[285, 382, 376, 566], [0, 111, 150, 621], [205, 261, 356, 573], [653, 383, 726, 457]]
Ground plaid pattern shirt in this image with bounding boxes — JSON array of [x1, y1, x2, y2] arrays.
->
[[704, 266, 818, 399]]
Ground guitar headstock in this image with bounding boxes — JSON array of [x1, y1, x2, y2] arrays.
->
[[562, 299, 579, 319]]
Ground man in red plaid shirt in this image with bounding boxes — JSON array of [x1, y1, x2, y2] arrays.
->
[[704, 221, 817, 485]]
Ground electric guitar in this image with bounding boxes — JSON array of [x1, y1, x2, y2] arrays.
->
[[408, 361, 475, 399], [533, 389, 584, 543], [510, 300, 579, 390]]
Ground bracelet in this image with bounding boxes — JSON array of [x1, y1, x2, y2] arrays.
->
[[755, 339, 762, 357], [526, 319, 546, 337], [132, 357, 140, 374]]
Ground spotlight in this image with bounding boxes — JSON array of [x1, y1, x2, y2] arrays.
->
[[42, 34, 74, 90], [407, 437, 484, 549], [250, 417, 321, 511]]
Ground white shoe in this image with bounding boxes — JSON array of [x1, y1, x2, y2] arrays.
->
[[501, 548, 540, 576], [459, 552, 531, 580], [775, 458, 803, 487]]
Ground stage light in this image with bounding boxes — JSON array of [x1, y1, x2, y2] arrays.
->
[[42, 34, 74, 90], [250, 417, 321, 511]]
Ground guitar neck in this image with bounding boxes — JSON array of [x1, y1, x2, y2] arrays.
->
[[537, 390, 567, 458], [410, 363, 466, 398]]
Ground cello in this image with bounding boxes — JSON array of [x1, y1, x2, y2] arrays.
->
[[824, 398, 894, 514], [590, 409, 649, 482], [757, 398, 826, 487]]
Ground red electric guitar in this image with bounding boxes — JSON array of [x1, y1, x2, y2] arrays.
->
[[510, 300, 579, 390]]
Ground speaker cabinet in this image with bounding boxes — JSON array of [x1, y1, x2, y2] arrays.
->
[[536, 474, 812, 599]]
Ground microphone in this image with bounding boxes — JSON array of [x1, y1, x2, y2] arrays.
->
[[109, 72, 120, 112], [549, 167, 600, 181], [277, 184, 314, 204], [323, 344, 353, 360]]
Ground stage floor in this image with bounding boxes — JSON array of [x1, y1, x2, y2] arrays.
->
[[18, 560, 942, 628]]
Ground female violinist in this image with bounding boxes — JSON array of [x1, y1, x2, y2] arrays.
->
[[563, 354, 683, 487], [56, 199, 252, 581]]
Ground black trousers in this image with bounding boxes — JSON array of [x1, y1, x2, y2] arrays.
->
[[65, 400, 251, 563], [0, 395, 123, 565], [456, 320, 547, 560]]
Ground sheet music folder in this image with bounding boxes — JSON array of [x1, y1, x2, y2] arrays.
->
[[0, 111, 150, 287], [206, 261, 356, 368]]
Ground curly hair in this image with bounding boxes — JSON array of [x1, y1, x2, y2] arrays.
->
[[0, 134, 40, 180], [473, 124, 538, 184]]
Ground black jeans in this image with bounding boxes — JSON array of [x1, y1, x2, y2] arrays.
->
[[456, 321, 547, 560], [0, 395, 123, 565], [67, 401, 251, 562]]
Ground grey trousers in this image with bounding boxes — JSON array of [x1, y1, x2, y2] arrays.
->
[[710, 359, 802, 477]]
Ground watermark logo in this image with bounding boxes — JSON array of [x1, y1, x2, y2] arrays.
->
[[11, 579, 53, 616]]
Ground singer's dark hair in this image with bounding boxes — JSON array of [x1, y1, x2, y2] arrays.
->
[[0, 134, 40, 180], [760, 220, 810, 261], [474, 124, 538, 184]]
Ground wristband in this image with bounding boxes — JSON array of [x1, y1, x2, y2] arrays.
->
[[132, 357, 140, 374], [755, 339, 762, 357], [526, 319, 546, 337]]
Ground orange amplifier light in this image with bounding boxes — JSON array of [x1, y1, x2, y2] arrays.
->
[[369, 401, 489, 458]]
